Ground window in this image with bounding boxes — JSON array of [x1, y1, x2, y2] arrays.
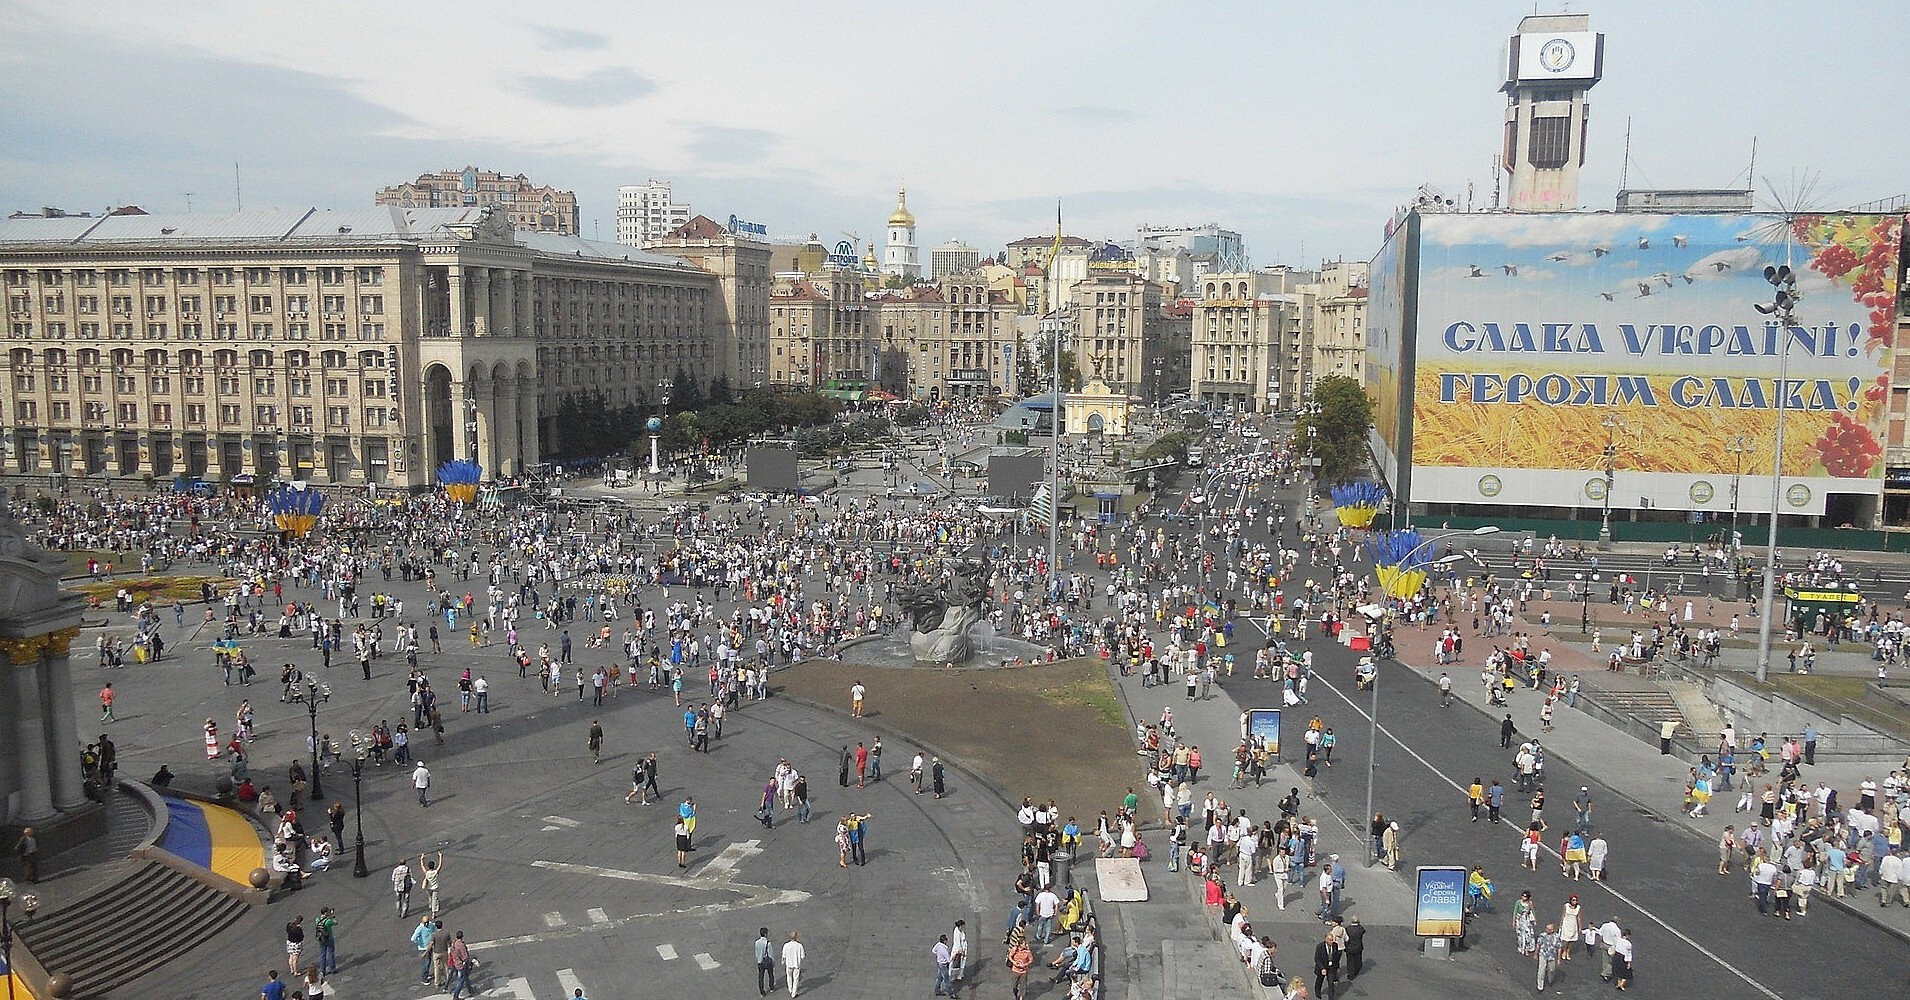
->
[[289, 374, 312, 396], [358, 294, 383, 314], [287, 322, 309, 340], [177, 269, 199, 285], [320, 267, 345, 284], [326, 405, 351, 427], [179, 295, 200, 313], [285, 295, 309, 314], [85, 401, 107, 421], [250, 322, 273, 339], [8, 322, 29, 338], [116, 402, 137, 422], [366, 407, 387, 428], [253, 376, 275, 395], [144, 323, 166, 340], [115, 375, 137, 393], [254, 403, 278, 425], [184, 375, 205, 395], [321, 351, 347, 368], [359, 322, 384, 340], [185, 403, 205, 423], [214, 295, 237, 314], [110, 295, 133, 314], [1529, 116, 1571, 169], [321, 294, 346, 314], [47, 372, 67, 392], [322, 322, 346, 341], [179, 322, 203, 340], [291, 405, 313, 426], [214, 323, 239, 340], [357, 267, 383, 285], [362, 379, 386, 398], [149, 376, 170, 393], [249, 295, 273, 312], [219, 403, 241, 425], [324, 377, 349, 396], [14, 400, 36, 419], [44, 294, 64, 312], [107, 270, 130, 287], [217, 375, 240, 395], [78, 295, 98, 314], [50, 401, 70, 420], [13, 371, 33, 390], [39, 270, 63, 287], [283, 267, 307, 285], [245, 268, 272, 285], [210, 269, 235, 286], [110, 322, 133, 339], [82, 374, 102, 393], [151, 403, 172, 423], [74, 271, 97, 287]]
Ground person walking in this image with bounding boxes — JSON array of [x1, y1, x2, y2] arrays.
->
[[588, 720, 604, 765], [1312, 928, 1341, 1000], [392, 858, 413, 916], [755, 928, 777, 996], [781, 931, 806, 997], [99, 682, 116, 723], [1006, 926, 1035, 1000], [850, 681, 866, 717], [1535, 922, 1560, 992], [933, 934, 954, 996], [410, 915, 436, 985], [412, 760, 431, 807], [284, 914, 305, 977], [948, 919, 968, 998]]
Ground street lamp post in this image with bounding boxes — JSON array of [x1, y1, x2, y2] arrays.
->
[[306, 677, 323, 801], [1753, 263, 1801, 684], [1597, 413, 1623, 549], [350, 758, 369, 878], [464, 397, 479, 466], [1724, 434, 1752, 599]]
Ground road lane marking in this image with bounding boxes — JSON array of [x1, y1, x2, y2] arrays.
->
[[657, 944, 679, 960], [541, 815, 581, 831], [556, 969, 586, 997], [586, 907, 610, 925], [694, 952, 721, 970], [542, 912, 566, 927], [1310, 669, 1783, 1000]]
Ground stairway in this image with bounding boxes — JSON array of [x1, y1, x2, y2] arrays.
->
[[1585, 688, 1686, 732], [1665, 681, 1725, 738], [16, 862, 250, 998]]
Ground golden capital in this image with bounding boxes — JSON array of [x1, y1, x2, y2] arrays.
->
[[45, 625, 82, 655], [0, 634, 52, 663]]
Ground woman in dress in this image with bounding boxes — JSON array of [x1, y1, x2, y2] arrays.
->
[[835, 817, 851, 868], [1095, 812, 1114, 858], [1513, 890, 1537, 957], [675, 818, 693, 868], [204, 719, 221, 759], [1557, 894, 1581, 962]]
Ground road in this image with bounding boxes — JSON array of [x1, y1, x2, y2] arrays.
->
[[1181, 421, 1904, 1000]]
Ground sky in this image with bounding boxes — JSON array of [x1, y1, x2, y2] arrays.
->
[[3, 1, 1905, 271]]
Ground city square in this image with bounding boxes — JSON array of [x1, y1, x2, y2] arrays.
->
[[4, 5, 1910, 1000]]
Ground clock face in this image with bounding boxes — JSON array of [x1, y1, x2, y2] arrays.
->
[[1539, 38, 1576, 72]]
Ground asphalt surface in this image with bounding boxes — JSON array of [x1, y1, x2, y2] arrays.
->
[[1185, 424, 1907, 1000]]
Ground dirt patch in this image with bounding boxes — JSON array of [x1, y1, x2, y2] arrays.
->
[[777, 656, 1140, 831]]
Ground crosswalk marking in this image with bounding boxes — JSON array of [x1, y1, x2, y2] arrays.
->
[[586, 907, 610, 925], [656, 943, 678, 960], [699, 838, 763, 879], [694, 952, 721, 970], [541, 814, 581, 832], [556, 969, 586, 997], [542, 912, 567, 928]]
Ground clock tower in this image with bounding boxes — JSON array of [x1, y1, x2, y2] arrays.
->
[[1501, 13, 1603, 212]]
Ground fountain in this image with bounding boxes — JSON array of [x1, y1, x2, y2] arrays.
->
[[837, 558, 1048, 668]]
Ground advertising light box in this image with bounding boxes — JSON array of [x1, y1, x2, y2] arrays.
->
[[1384, 211, 1903, 516]]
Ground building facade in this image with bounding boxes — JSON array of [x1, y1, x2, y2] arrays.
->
[[375, 167, 580, 234], [648, 216, 773, 392], [617, 180, 693, 247], [1306, 260, 1369, 384], [1064, 272, 1188, 398], [1501, 13, 1603, 211], [1134, 223, 1245, 271], [767, 270, 869, 389], [1190, 271, 1311, 414], [0, 206, 729, 487], [871, 275, 1020, 401]]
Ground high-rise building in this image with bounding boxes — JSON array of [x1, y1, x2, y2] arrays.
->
[[0, 205, 734, 487], [617, 180, 692, 247], [930, 240, 979, 279], [375, 167, 579, 234], [882, 188, 921, 282], [1501, 13, 1603, 211]]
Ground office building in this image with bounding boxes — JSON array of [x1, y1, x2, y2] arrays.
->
[[648, 215, 773, 392], [0, 205, 736, 487], [930, 240, 980, 279], [1190, 270, 1312, 414], [768, 270, 869, 389], [1306, 260, 1369, 384], [375, 167, 580, 234], [871, 275, 1020, 401]]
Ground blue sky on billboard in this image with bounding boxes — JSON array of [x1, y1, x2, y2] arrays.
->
[[1, 1, 1903, 266]]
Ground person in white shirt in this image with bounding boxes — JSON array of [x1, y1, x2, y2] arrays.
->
[[411, 761, 431, 807], [1596, 918, 1623, 980], [1878, 852, 1904, 907], [781, 932, 806, 997], [1033, 888, 1062, 942], [948, 920, 968, 997]]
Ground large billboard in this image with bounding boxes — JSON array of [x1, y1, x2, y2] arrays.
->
[[745, 446, 800, 491], [1367, 214, 1415, 495], [1393, 211, 1902, 516]]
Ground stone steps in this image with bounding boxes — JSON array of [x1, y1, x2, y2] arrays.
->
[[17, 862, 249, 998]]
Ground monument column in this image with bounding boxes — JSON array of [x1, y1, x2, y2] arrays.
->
[[4, 637, 57, 821], [493, 378, 519, 478], [472, 268, 492, 337], [451, 379, 472, 464], [517, 378, 540, 472], [43, 627, 87, 809], [447, 266, 466, 337]]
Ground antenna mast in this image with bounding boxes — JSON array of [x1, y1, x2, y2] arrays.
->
[[1619, 117, 1632, 191]]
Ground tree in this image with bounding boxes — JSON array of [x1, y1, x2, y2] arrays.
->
[[1300, 375, 1375, 485]]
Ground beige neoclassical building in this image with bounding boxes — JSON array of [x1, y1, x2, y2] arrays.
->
[[0, 206, 753, 487]]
